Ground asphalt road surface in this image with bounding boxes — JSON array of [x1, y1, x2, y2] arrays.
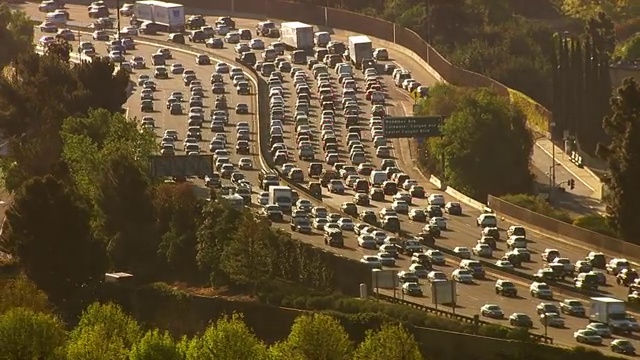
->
[[20, 3, 640, 353]]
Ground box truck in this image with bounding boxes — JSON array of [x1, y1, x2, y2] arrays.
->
[[348, 35, 373, 69], [280, 22, 314, 50], [134, 0, 184, 32], [269, 185, 293, 212], [589, 297, 632, 334]]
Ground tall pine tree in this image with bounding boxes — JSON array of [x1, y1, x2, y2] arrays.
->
[[596, 78, 640, 243]]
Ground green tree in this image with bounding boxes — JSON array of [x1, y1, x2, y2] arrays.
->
[[0, 175, 108, 305], [66, 324, 128, 360], [422, 85, 534, 201], [129, 329, 183, 360], [0, 307, 67, 359], [72, 303, 142, 350], [273, 314, 352, 360], [221, 213, 273, 290], [0, 4, 34, 68], [596, 77, 640, 242], [0, 274, 51, 315], [154, 183, 202, 280], [45, 38, 72, 63], [615, 33, 640, 61], [352, 324, 423, 360], [185, 313, 268, 360], [196, 200, 244, 285]]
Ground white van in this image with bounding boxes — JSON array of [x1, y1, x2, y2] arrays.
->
[[370, 170, 387, 186], [46, 12, 67, 25]]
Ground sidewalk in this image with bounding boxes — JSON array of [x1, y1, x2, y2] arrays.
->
[[535, 138, 604, 198]]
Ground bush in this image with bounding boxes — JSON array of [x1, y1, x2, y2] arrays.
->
[[573, 215, 616, 237], [500, 194, 572, 223]]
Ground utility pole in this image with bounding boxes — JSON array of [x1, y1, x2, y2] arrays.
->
[[116, 0, 121, 40], [548, 122, 557, 203]]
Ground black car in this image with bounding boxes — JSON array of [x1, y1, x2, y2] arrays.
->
[[236, 141, 250, 154], [426, 205, 442, 217], [186, 15, 206, 30], [168, 33, 185, 44], [206, 38, 224, 49], [239, 29, 252, 40], [189, 30, 206, 43]]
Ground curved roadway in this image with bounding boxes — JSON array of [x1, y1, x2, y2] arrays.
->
[[20, 3, 640, 353]]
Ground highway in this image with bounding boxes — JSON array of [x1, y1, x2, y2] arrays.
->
[[19, 2, 640, 353]]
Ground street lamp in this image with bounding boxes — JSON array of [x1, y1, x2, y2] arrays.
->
[[548, 122, 557, 203]]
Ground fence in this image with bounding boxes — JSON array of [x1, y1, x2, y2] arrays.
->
[[488, 195, 640, 260], [377, 294, 553, 344]]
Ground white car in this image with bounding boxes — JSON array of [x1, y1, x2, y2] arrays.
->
[[530, 282, 553, 299], [573, 329, 603, 345], [427, 271, 448, 283], [480, 304, 504, 319], [408, 263, 430, 278], [312, 217, 328, 230], [586, 323, 612, 337], [360, 255, 382, 269], [170, 63, 184, 74], [121, 26, 138, 36], [426, 249, 445, 265], [215, 62, 230, 74], [429, 217, 447, 230], [452, 269, 474, 283], [495, 260, 514, 270], [249, 38, 265, 49], [337, 218, 354, 231], [451, 246, 471, 259], [391, 200, 409, 214], [238, 157, 253, 170], [357, 234, 377, 249], [257, 192, 269, 205], [427, 194, 445, 206], [472, 243, 492, 258]]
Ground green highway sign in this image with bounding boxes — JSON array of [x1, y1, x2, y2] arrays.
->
[[149, 155, 214, 178], [382, 116, 443, 139]]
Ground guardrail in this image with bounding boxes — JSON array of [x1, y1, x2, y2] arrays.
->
[[377, 294, 553, 344]]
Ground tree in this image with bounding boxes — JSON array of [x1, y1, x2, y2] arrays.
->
[[596, 77, 640, 242], [221, 213, 273, 290], [154, 183, 202, 280], [352, 324, 423, 360], [72, 303, 142, 350], [129, 329, 183, 360], [184, 313, 269, 360], [422, 85, 534, 201], [0, 274, 51, 315], [615, 33, 640, 61], [0, 307, 67, 359], [66, 324, 128, 360], [0, 4, 34, 68], [0, 175, 108, 305], [272, 313, 352, 360], [196, 200, 244, 285]]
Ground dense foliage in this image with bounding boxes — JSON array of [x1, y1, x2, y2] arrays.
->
[[596, 78, 640, 243], [418, 85, 534, 201]]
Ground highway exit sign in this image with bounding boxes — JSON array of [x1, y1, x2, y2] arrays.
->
[[382, 116, 443, 139]]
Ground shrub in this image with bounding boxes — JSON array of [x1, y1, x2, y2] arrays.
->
[[573, 215, 616, 237], [500, 193, 572, 223]]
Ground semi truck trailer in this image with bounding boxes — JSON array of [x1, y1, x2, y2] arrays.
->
[[280, 21, 314, 50], [348, 35, 373, 69], [134, 0, 185, 32]]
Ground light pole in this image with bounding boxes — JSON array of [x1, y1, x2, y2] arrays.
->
[[548, 122, 557, 203], [116, 0, 121, 40]]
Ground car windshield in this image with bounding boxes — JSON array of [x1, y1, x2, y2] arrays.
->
[[584, 330, 598, 336], [538, 284, 550, 290], [487, 305, 500, 310]]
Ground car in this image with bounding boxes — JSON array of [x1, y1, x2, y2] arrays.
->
[[337, 218, 354, 231], [238, 158, 253, 170], [472, 243, 492, 258], [536, 302, 559, 315], [586, 322, 612, 337], [408, 208, 427, 222], [408, 263, 430, 278], [429, 217, 447, 230], [480, 304, 504, 319], [425, 249, 445, 265], [453, 246, 471, 259], [540, 313, 564, 328], [196, 54, 211, 65], [495, 260, 514, 270], [360, 255, 382, 269], [427, 271, 447, 283], [377, 252, 396, 267], [427, 193, 445, 206], [611, 339, 636, 354], [452, 269, 474, 283], [530, 282, 553, 299], [235, 103, 249, 114], [401, 282, 423, 296], [257, 192, 269, 205], [397, 270, 419, 284], [495, 279, 517, 297], [373, 48, 389, 60], [40, 21, 58, 33], [250, 38, 265, 49], [509, 313, 533, 327], [444, 202, 462, 215], [574, 329, 603, 345], [559, 299, 585, 316]]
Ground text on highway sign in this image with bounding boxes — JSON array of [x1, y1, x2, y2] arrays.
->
[[382, 116, 443, 138]]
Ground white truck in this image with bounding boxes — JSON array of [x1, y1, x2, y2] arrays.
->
[[134, 0, 185, 32], [348, 35, 373, 69], [589, 297, 632, 334], [280, 22, 314, 50], [269, 185, 293, 212]]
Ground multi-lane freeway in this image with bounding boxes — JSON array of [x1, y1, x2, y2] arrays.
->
[[20, 2, 640, 354]]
